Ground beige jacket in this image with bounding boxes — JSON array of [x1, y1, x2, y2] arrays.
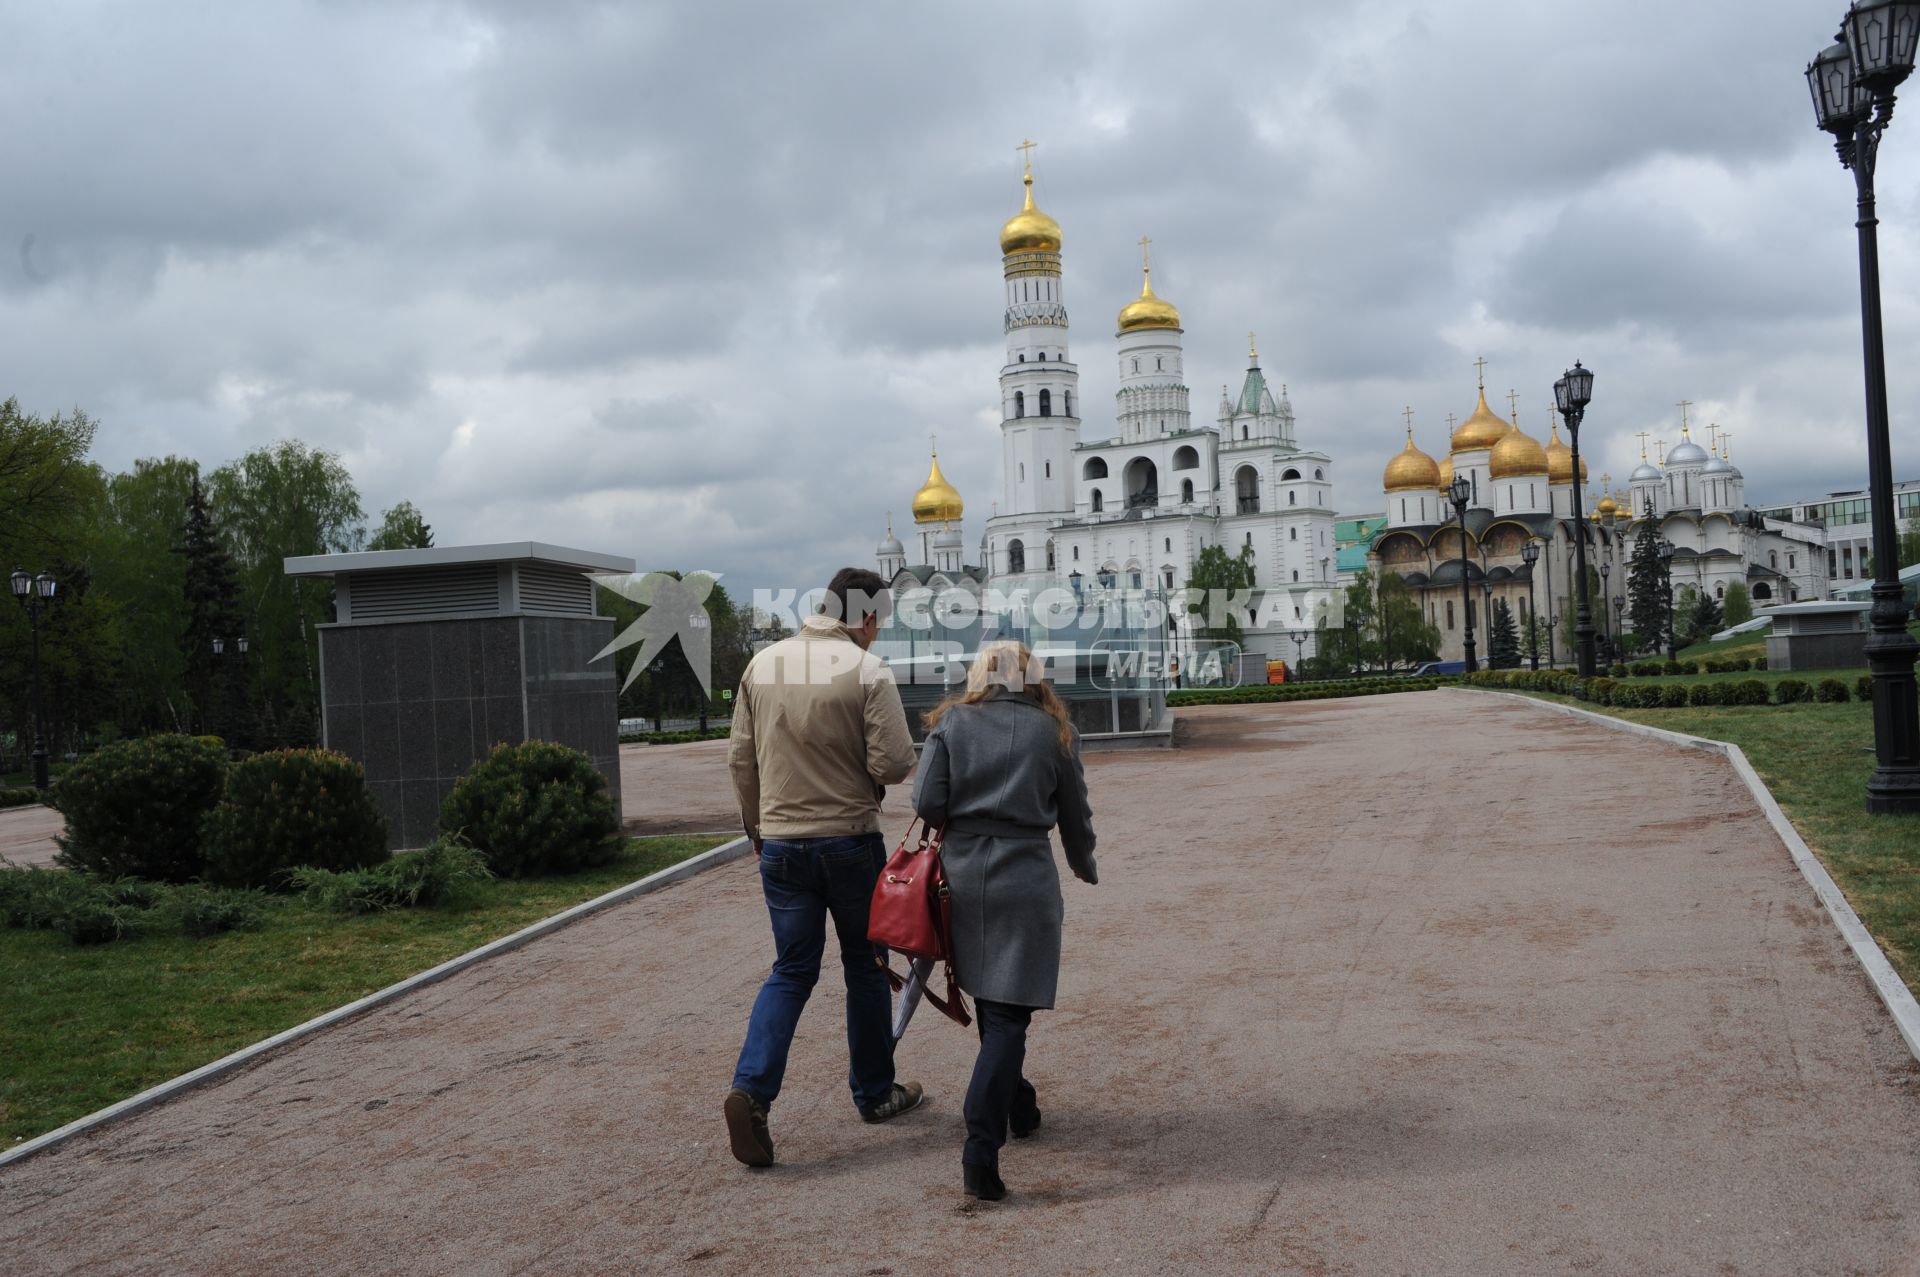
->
[[728, 615, 916, 843]]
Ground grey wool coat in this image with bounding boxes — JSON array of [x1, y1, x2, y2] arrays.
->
[[911, 690, 1097, 1009]]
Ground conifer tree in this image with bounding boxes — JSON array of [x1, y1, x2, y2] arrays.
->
[[1628, 516, 1665, 654], [177, 476, 244, 738], [1488, 598, 1521, 669]]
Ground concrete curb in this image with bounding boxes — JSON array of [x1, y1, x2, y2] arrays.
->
[[1449, 687, 1920, 1065], [0, 834, 753, 1170]]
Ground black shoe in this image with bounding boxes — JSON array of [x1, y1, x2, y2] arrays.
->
[[1010, 1102, 1042, 1140], [724, 1088, 774, 1168], [860, 1081, 925, 1124], [963, 1162, 1007, 1202]]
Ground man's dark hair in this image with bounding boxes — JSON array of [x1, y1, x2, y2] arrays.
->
[[822, 567, 889, 624]]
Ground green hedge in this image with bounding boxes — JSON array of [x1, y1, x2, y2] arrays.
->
[[0, 866, 264, 946], [1167, 677, 1449, 707], [618, 726, 733, 745], [1466, 669, 1844, 710], [0, 787, 39, 809]]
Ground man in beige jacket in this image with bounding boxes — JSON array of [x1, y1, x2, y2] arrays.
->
[[723, 568, 922, 1168]]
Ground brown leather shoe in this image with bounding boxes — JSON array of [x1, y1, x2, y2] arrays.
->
[[860, 1081, 925, 1124], [724, 1088, 773, 1167]]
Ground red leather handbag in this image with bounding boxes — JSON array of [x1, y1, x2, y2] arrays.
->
[[868, 820, 970, 1027]]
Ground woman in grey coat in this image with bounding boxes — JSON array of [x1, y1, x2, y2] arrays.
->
[[913, 641, 1097, 1202]]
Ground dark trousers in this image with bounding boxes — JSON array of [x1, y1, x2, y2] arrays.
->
[[731, 834, 896, 1113], [964, 999, 1038, 1169]]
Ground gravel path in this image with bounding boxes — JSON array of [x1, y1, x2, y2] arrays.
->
[[4, 692, 1918, 1276]]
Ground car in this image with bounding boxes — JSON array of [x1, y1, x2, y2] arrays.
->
[[1409, 660, 1467, 676]]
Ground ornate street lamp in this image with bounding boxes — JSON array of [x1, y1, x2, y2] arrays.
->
[[1521, 539, 1542, 671], [1553, 365, 1598, 676], [10, 568, 58, 791], [1290, 629, 1310, 681], [1598, 561, 1613, 664], [1612, 594, 1626, 654], [1658, 540, 1678, 663], [1448, 474, 1477, 672], [1807, 2, 1920, 812]]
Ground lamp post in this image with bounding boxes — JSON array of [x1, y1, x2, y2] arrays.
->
[[1290, 629, 1309, 681], [1807, 3, 1920, 812], [1598, 560, 1613, 665], [1521, 539, 1542, 671], [10, 569, 57, 791], [1553, 365, 1598, 676], [1658, 540, 1678, 662], [1448, 474, 1477, 672], [650, 657, 666, 732], [1612, 594, 1626, 655]]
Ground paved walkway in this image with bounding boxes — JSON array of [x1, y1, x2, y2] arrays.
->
[[4, 692, 1919, 1275], [0, 801, 61, 868]]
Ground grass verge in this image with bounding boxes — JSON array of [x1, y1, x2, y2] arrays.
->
[[0, 833, 728, 1146], [1490, 689, 1920, 995]]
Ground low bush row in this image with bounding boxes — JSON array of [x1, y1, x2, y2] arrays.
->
[[1168, 678, 1449, 707], [619, 726, 733, 745], [1467, 669, 1859, 708], [0, 867, 265, 946], [49, 735, 619, 898], [0, 786, 40, 809], [1618, 656, 1768, 677], [287, 835, 493, 914]]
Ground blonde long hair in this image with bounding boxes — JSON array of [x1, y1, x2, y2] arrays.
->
[[923, 641, 1075, 753]]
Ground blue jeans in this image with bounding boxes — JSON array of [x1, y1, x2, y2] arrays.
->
[[731, 834, 896, 1113]]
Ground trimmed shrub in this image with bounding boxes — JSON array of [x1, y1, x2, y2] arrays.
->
[[1610, 664, 1629, 678], [0, 787, 40, 810], [1857, 674, 1875, 701], [1587, 677, 1617, 705], [290, 834, 492, 913], [1733, 658, 1753, 671], [1688, 683, 1725, 707], [202, 749, 389, 890], [1775, 679, 1813, 705], [1753, 656, 1768, 670], [171, 886, 266, 937], [1659, 684, 1690, 708], [1816, 677, 1850, 704], [1728, 680, 1771, 706], [441, 741, 620, 877], [52, 734, 229, 882]]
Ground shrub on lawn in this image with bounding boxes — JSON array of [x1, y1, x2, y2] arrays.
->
[[1659, 685, 1690, 708], [1816, 677, 1850, 703], [55, 896, 136, 945], [440, 741, 620, 877], [1775, 679, 1813, 705], [1733, 658, 1753, 671], [1857, 674, 1875, 701], [1728, 680, 1771, 706], [290, 834, 492, 913], [1587, 677, 1616, 705], [1689, 682, 1726, 707], [170, 885, 267, 936], [0, 865, 98, 929], [0, 786, 39, 810], [1753, 656, 1768, 670], [51, 734, 229, 882], [201, 749, 389, 890], [1610, 664, 1629, 678]]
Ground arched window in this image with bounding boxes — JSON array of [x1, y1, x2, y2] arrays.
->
[[1282, 468, 1301, 481], [1715, 583, 1724, 599], [1245, 532, 1253, 547], [1044, 461, 1051, 478], [1083, 457, 1108, 480], [1018, 354, 1025, 362], [1156, 357, 1163, 370], [1014, 391, 1024, 418], [1039, 389, 1052, 417], [1064, 391, 1072, 417], [1046, 543, 1056, 570], [1172, 445, 1199, 471], [1091, 490, 1104, 513], [1125, 457, 1160, 509], [1241, 426, 1249, 440], [1008, 539, 1025, 574], [1292, 570, 1299, 582], [1181, 478, 1194, 503], [1290, 527, 1297, 541], [1288, 491, 1297, 506], [1770, 551, 1778, 568], [1314, 468, 1323, 480], [1753, 582, 1773, 600], [1132, 358, 1139, 372], [1019, 463, 1026, 482], [1447, 600, 1455, 628], [1164, 538, 1171, 552], [1235, 466, 1260, 514]]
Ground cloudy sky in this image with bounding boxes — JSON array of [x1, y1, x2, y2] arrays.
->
[[2, 1, 1914, 598]]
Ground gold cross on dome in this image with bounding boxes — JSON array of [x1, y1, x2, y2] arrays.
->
[[1506, 388, 1519, 419], [1720, 432, 1732, 458], [1403, 405, 1416, 435], [1473, 356, 1488, 389], [1677, 399, 1692, 433], [1447, 413, 1458, 432], [1248, 331, 1258, 361], [1016, 138, 1037, 175], [1138, 234, 1152, 270], [1636, 430, 1650, 459]]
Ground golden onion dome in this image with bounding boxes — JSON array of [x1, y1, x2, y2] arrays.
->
[[1597, 493, 1620, 516], [912, 450, 964, 524], [1383, 429, 1441, 492], [1546, 419, 1588, 485], [1488, 418, 1549, 479], [1451, 388, 1510, 452], [1116, 266, 1181, 332], [999, 172, 1062, 256], [1439, 454, 1454, 491]]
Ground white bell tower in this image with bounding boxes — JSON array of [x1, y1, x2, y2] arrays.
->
[[997, 141, 1079, 520]]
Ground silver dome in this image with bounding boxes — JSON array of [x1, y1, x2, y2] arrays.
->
[[1631, 461, 1662, 482], [1665, 438, 1709, 465]]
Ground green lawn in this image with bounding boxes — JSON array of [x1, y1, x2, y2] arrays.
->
[[1495, 689, 1920, 994], [0, 833, 729, 1146]]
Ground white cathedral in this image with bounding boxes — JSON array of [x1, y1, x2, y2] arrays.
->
[[875, 156, 1338, 666]]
